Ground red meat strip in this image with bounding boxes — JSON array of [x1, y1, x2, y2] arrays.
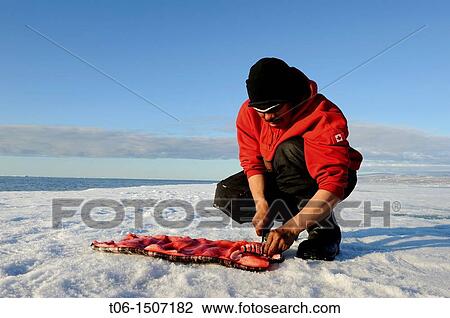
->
[[91, 233, 284, 271]]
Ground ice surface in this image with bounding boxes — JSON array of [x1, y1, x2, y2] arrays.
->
[[0, 176, 449, 297]]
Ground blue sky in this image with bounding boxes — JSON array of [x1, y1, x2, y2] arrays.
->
[[1, 0, 449, 179]]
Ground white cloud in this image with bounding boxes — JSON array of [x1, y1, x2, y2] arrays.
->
[[0, 125, 237, 159], [348, 123, 450, 164], [1, 124, 449, 164]]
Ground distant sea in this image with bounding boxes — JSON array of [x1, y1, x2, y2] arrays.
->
[[2, 163, 450, 191], [0, 176, 217, 192]]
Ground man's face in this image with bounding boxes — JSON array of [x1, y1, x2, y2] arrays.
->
[[255, 103, 294, 128]]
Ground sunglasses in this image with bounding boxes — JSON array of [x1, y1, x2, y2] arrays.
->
[[252, 103, 284, 114]]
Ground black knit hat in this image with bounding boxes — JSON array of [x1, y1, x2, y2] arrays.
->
[[246, 57, 311, 111]]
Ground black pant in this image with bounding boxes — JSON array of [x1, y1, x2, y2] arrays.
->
[[213, 137, 357, 227]]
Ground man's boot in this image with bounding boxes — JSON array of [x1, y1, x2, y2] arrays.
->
[[296, 212, 341, 261]]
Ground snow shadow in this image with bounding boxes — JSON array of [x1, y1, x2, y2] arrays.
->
[[2, 259, 38, 276], [339, 224, 450, 260]]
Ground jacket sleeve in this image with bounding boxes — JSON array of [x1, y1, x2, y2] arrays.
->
[[236, 104, 266, 178], [304, 128, 350, 199]]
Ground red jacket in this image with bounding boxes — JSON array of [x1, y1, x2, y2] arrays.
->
[[236, 80, 363, 199]]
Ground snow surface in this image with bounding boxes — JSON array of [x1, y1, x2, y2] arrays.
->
[[0, 175, 449, 297]]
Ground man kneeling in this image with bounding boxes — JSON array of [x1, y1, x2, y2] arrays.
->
[[214, 57, 363, 261]]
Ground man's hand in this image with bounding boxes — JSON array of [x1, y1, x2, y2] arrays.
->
[[252, 199, 272, 236], [263, 226, 301, 256]]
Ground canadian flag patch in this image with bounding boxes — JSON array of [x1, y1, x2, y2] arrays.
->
[[335, 133, 344, 143]]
